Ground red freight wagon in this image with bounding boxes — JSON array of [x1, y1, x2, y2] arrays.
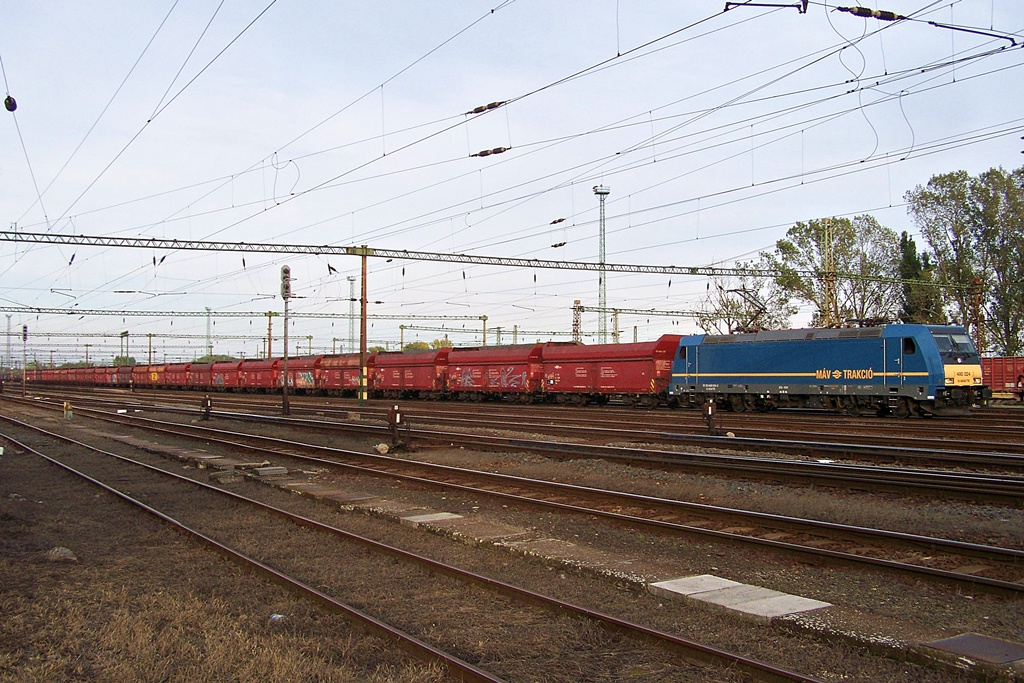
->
[[95, 366, 119, 386], [238, 358, 278, 392], [117, 365, 133, 386], [281, 356, 322, 393], [447, 345, 543, 400], [187, 363, 213, 390], [319, 353, 363, 394], [540, 335, 682, 407], [165, 362, 191, 388], [982, 357, 1024, 400], [132, 365, 166, 389], [373, 349, 450, 399], [211, 360, 243, 390]]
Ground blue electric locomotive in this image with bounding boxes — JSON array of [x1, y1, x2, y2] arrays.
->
[[668, 324, 987, 417]]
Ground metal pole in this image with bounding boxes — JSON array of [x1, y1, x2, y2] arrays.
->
[[21, 325, 26, 396], [281, 266, 291, 415], [282, 298, 290, 415], [593, 185, 611, 344], [359, 249, 368, 405], [266, 312, 274, 359], [347, 275, 357, 353]]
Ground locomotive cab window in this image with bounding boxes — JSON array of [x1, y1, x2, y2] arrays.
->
[[678, 347, 687, 360], [903, 338, 916, 355]]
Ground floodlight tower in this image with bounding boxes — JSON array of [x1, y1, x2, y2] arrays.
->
[[593, 185, 611, 344]]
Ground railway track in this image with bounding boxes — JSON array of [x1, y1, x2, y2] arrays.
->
[[34, 385, 1024, 450], [0, 417, 824, 683], [10, 397, 1024, 596], [33, 389, 1024, 477]]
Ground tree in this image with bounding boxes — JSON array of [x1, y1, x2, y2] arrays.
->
[[112, 356, 137, 366], [970, 166, 1024, 355], [403, 341, 430, 351], [905, 171, 978, 335], [897, 232, 944, 324], [906, 165, 1024, 354], [430, 338, 454, 349], [761, 215, 900, 326]]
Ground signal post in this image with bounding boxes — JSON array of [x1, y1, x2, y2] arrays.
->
[[280, 265, 291, 416]]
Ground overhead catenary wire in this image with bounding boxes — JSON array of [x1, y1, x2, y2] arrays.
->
[[3, 2, 1020, 344]]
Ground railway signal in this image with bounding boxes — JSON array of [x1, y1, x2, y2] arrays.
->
[[280, 265, 291, 300]]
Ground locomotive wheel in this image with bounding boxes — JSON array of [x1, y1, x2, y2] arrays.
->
[[894, 398, 912, 419], [843, 396, 862, 417]]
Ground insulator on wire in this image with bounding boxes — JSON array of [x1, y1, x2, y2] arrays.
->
[[837, 6, 905, 20], [466, 100, 505, 115], [471, 146, 509, 158], [4, 95, 16, 112]]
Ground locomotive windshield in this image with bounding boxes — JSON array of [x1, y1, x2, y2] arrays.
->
[[931, 331, 980, 363]]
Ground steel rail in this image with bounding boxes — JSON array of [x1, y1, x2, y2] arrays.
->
[[0, 415, 823, 683], [0, 429, 504, 683], [14, 392, 1024, 500], [17, 400, 1024, 594]]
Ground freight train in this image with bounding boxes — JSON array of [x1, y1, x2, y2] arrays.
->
[[981, 356, 1024, 401], [29, 324, 987, 417]]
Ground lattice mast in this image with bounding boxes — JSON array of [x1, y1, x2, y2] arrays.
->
[[593, 185, 611, 343]]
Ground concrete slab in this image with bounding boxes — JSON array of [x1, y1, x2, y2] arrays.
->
[[649, 574, 742, 598], [207, 458, 245, 470], [648, 574, 831, 620], [429, 518, 533, 543], [282, 482, 324, 492], [728, 593, 831, 619], [322, 491, 378, 503], [690, 584, 784, 608], [401, 512, 463, 527], [254, 466, 289, 477]]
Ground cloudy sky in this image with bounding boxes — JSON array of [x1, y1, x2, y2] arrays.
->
[[1, 1, 1022, 365]]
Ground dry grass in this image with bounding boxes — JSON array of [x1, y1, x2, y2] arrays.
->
[[0, 558, 448, 683]]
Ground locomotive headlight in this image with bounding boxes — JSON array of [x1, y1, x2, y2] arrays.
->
[[974, 377, 982, 384]]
